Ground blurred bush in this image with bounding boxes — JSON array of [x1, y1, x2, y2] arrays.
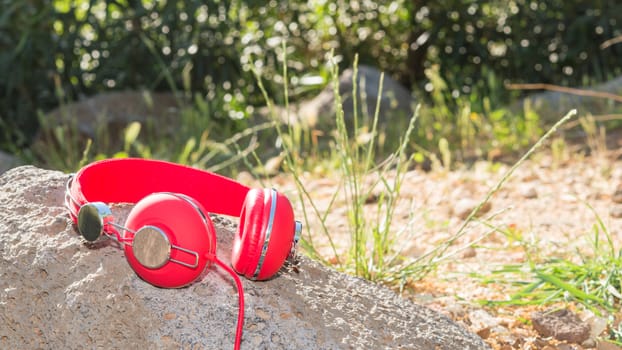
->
[[409, 0, 622, 109], [1, 0, 621, 151]]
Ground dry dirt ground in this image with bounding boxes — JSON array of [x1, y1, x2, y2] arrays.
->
[[248, 134, 622, 350]]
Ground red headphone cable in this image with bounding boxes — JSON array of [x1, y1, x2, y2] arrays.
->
[[214, 258, 245, 350]]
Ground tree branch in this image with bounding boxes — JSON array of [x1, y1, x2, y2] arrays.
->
[[505, 83, 622, 104], [601, 35, 622, 49]]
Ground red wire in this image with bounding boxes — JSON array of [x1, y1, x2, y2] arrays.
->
[[214, 258, 245, 350]]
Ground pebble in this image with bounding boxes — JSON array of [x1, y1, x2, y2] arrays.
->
[[453, 199, 492, 220], [518, 184, 538, 199], [581, 338, 596, 348], [531, 308, 590, 344], [584, 310, 608, 339], [462, 246, 477, 258], [557, 344, 584, 350], [611, 206, 622, 218], [597, 340, 622, 350], [467, 309, 500, 339]]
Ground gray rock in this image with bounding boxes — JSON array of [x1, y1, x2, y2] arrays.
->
[[518, 183, 538, 199], [531, 308, 590, 344], [0, 150, 20, 174], [297, 64, 416, 131], [32, 91, 181, 154], [0, 166, 489, 349], [511, 75, 622, 123]]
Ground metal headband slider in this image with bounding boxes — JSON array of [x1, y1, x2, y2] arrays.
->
[[287, 220, 303, 263]]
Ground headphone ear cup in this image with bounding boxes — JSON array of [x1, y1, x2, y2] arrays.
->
[[124, 193, 216, 288], [231, 188, 267, 279], [231, 188, 295, 280]]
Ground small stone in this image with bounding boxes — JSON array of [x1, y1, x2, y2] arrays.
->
[[531, 308, 590, 344], [519, 184, 538, 199], [453, 199, 492, 220], [443, 303, 466, 319], [557, 344, 584, 350], [613, 188, 622, 204], [597, 340, 622, 350], [255, 308, 271, 321], [462, 246, 477, 258], [584, 311, 608, 339], [611, 206, 622, 218], [468, 309, 500, 339], [534, 338, 554, 348], [279, 312, 293, 320], [581, 338, 596, 348]]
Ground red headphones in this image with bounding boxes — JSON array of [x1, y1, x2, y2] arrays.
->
[[65, 158, 301, 349], [65, 158, 302, 288]]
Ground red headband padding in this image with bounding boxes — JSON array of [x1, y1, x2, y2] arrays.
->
[[69, 158, 250, 220]]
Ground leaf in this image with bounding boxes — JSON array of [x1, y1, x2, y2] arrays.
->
[[536, 271, 607, 306], [177, 138, 196, 165], [123, 122, 141, 152]]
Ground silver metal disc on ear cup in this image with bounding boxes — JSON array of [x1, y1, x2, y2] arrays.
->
[[132, 226, 171, 269], [77, 202, 113, 242]]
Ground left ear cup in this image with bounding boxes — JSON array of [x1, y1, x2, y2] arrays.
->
[[123, 193, 216, 288], [231, 188, 295, 280]]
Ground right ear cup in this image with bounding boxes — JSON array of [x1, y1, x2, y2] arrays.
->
[[231, 188, 295, 280], [231, 188, 268, 279], [123, 193, 216, 288]]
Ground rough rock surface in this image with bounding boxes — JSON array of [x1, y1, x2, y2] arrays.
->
[[0, 166, 488, 349]]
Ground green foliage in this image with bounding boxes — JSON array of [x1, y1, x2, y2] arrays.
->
[[0, 1, 58, 148], [0, 0, 411, 151], [414, 66, 543, 162], [5, 0, 619, 154], [411, 0, 622, 104]]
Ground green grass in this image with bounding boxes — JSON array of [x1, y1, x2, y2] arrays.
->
[[470, 202, 622, 344], [480, 203, 622, 314], [277, 55, 419, 282]]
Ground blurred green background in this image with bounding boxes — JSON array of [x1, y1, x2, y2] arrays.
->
[[1, 0, 621, 165]]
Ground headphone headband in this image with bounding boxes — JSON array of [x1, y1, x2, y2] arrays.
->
[[67, 158, 251, 221]]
